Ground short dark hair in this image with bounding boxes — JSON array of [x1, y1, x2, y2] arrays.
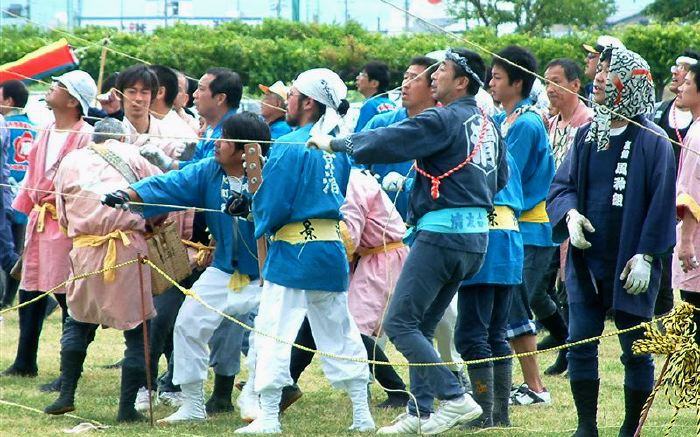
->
[[206, 67, 243, 110], [363, 61, 391, 93], [149, 65, 179, 107], [449, 48, 486, 96], [492, 46, 538, 98], [545, 58, 583, 82], [409, 56, 438, 83], [688, 63, 700, 90], [101, 72, 119, 94], [0, 79, 29, 108], [221, 111, 272, 156], [115, 64, 159, 99]]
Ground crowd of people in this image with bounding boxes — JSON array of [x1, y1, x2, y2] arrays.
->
[[0, 34, 699, 436]]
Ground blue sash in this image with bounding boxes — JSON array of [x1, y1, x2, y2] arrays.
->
[[403, 207, 488, 245]]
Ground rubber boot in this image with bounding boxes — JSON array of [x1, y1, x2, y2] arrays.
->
[[570, 379, 599, 437], [539, 311, 569, 375], [117, 366, 147, 423], [39, 375, 62, 393], [44, 351, 87, 415], [205, 373, 235, 414], [234, 388, 282, 434], [492, 362, 512, 427], [345, 380, 376, 432], [157, 381, 207, 424], [618, 386, 651, 437], [465, 366, 494, 428]]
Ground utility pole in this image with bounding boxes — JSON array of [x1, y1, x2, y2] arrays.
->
[[344, 0, 348, 23], [292, 0, 299, 21], [404, 0, 409, 32], [164, 0, 168, 27]]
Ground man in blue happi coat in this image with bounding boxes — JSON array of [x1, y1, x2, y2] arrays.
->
[[232, 68, 375, 435], [309, 48, 508, 435], [354, 61, 396, 132], [102, 112, 270, 425], [547, 47, 676, 437]]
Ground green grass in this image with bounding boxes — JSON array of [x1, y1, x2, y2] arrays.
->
[[0, 308, 697, 436]]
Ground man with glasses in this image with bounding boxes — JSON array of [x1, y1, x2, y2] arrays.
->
[[581, 36, 625, 108]]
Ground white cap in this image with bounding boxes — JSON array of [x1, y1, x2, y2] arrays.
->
[[582, 35, 625, 54], [259, 80, 289, 101], [51, 70, 97, 116]]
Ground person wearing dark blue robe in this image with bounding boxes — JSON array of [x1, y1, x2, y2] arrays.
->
[[546, 47, 676, 437], [310, 48, 508, 434]]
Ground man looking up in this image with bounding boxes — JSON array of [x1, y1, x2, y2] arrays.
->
[[259, 80, 292, 140]]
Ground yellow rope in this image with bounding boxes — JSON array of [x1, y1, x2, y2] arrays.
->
[[0, 399, 106, 427], [141, 258, 698, 368], [0, 259, 140, 315], [632, 302, 700, 437]]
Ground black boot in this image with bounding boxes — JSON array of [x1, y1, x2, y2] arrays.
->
[[618, 386, 651, 437], [377, 391, 410, 409], [539, 311, 569, 376], [465, 366, 494, 428], [545, 349, 569, 376], [492, 362, 512, 427], [44, 351, 86, 415], [117, 366, 147, 422], [205, 373, 235, 414], [39, 375, 62, 392], [570, 379, 599, 437]]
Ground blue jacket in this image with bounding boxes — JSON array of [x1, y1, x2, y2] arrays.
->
[[362, 107, 414, 220], [354, 95, 396, 132], [269, 118, 293, 140], [494, 99, 555, 247], [351, 96, 508, 253], [132, 158, 259, 277], [253, 124, 351, 292], [180, 109, 237, 169]]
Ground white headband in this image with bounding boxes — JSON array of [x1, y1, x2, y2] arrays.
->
[[676, 56, 698, 66]]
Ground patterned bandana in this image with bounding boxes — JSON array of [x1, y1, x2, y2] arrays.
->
[[585, 47, 655, 151]]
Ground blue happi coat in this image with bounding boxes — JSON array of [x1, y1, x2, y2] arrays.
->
[[351, 95, 508, 253], [494, 99, 555, 247], [253, 123, 351, 292], [179, 109, 237, 169], [362, 107, 414, 220], [546, 116, 676, 318], [269, 118, 293, 140], [132, 157, 259, 278], [354, 95, 396, 132], [462, 151, 524, 285]]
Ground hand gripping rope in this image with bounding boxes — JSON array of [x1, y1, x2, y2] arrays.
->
[[413, 106, 489, 200]]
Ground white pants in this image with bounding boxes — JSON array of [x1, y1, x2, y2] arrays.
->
[[435, 295, 463, 372], [173, 267, 261, 385], [253, 281, 369, 393]]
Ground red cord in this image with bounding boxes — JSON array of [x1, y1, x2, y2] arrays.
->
[[414, 106, 490, 200], [671, 101, 684, 146]]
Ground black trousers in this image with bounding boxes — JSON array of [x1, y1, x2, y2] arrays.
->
[[10, 290, 68, 372], [289, 317, 406, 392]]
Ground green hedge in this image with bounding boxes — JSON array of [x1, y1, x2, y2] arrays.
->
[[1, 20, 698, 96]]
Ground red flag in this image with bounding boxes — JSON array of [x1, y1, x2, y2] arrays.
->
[[0, 38, 79, 83]]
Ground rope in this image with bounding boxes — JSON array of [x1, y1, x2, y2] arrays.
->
[[631, 302, 700, 437], [0, 259, 139, 314], [0, 399, 106, 427]]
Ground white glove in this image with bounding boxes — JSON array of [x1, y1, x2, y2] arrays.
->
[[306, 134, 334, 153], [381, 172, 406, 192], [566, 209, 595, 249], [620, 254, 652, 295], [171, 141, 187, 158], [140, 143, 173, 171]]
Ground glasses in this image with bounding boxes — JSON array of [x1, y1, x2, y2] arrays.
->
[[51, 81, 68, 90]]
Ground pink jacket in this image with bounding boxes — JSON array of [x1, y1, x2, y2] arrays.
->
[[54, 141, 162, 330], [342, 169, 409, 336], [12, 120, 92, 293], [673, 120, 700, 293]]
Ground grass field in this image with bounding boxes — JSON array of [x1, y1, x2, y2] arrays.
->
[[0, 304, 697, 436]]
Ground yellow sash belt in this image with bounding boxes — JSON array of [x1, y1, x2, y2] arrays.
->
[[228, 272, 251, 292], [519, 201, 549, 224], [272, 219, 341, 244], [357, 241, 406, 258], [33, 203, 58, 233], [73, 230, 132, 282], [489, 206, 520, 231]]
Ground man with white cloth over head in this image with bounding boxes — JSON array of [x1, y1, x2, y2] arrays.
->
[[230, 68, 374, 434]]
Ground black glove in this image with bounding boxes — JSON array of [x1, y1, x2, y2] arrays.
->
[[225, 192, 251, 217], [101, 190, 131, 210]]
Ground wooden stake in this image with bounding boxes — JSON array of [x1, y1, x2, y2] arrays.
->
[[634, 355, 671, 437], [137, 253, 155, 427]]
